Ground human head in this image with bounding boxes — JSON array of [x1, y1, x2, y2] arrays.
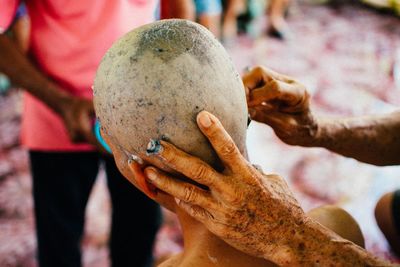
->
[[93, 19, 247, 201]]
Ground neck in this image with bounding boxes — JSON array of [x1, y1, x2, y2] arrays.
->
[[173, 208, 275, 267]]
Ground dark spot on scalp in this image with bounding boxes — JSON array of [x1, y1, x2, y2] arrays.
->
[[129, 56, 138, 64], [118, 50, 127, 56], [135, 20, 215, 64], [136, 98, 145, 107], [136, 98, 153, 107], [157, 115, 166, 124]]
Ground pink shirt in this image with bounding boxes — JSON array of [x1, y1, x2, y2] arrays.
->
[[0, 0, 157, 151]]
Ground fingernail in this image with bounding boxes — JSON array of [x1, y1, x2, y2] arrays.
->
[[198, 112, 212, 128], [128, 154, 144, 165], [146, 139, 162, 155], [175, 198, 181, 205], [146, 168, 157, 181]]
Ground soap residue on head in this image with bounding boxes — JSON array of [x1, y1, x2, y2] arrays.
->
[[207, 251, 218, 265]]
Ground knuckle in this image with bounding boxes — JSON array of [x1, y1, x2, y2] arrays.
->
[[268, 79, 280, 92], [183, 186, 197, 203], [224, 190, 245, 206], [191, 162, 210, 181], [253, 65, 263, 75], [188, 205, 209, 219], [211, 222, 228, 235], [219, 140, 238, 158]]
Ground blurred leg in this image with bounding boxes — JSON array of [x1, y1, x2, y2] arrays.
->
[[307, 205, 365, 248], [104, 157, 162, 267], [198, 14, 221, 38], [375, 190, 400, 255], [222, 0, 245, 40], [267, 0, 291, 39], [195, 0, 222, 38], [30, 151, 99, 267]]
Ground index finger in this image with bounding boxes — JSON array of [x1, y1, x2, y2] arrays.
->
[[242, 66, 293, 92], [146, 139, 225, 191], [247, 79, 298, 106], [196, 111, 246, 172]]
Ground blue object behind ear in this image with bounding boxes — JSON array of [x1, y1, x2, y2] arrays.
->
[[93, 120, 112, 153]]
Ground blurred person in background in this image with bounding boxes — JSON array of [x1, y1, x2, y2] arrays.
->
[[0, 1, 169, 266], [267, 0, 292, 39], [0, 3, 29, 94], [161, 0, 223, 38], [160, 0, 196, 20], [8, 3, 30, 54], [194, 0, 223, 38], [222, 0, 246, 41]]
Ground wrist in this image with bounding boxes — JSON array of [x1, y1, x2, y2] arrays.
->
[[52, 90, 75, 117], [309, 116, 335, 148]]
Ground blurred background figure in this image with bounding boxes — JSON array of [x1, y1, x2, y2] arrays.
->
[[160, 0, 196, 20], [267, 0, 291, 39], [0, 3, 29, 95], [194, 0, 223, 38], [162, 0, 223, 39], [222, 0, 246, 41], [8, 3, 30, 54]]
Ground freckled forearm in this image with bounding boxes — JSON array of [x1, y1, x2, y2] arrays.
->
[[271, 218, 392, 266], [312, 111, 400, 166]]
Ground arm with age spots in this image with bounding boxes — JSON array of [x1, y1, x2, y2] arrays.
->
[[141, 110, 392, 266], [244, 65, 400, 166]]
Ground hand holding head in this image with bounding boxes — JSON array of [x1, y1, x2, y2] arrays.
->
[[143, 110, 308, 265], [93, 19, 248, 203]]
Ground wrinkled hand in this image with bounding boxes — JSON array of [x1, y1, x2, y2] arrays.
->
[[143, 111, 307, 264], [243, 66, 318, 147], [59, 96, 98, 146]]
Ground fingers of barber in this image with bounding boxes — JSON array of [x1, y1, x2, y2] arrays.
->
[[242, 66, 285, 90], [249, 106, 291, 128], [197, 111, 245, 171], [248, 79, 305, 109], [242, 66, 292, 92], [149, 140, 223, 189], [145, 167, 218, 209]]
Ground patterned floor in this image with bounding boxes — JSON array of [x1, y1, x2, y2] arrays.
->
[[0, 1, 399, 266]]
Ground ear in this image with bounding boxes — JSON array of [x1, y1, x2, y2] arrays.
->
[[101, 131, 137, 185], [127, 161, 158, 199], [128, 161, 178, 212]]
